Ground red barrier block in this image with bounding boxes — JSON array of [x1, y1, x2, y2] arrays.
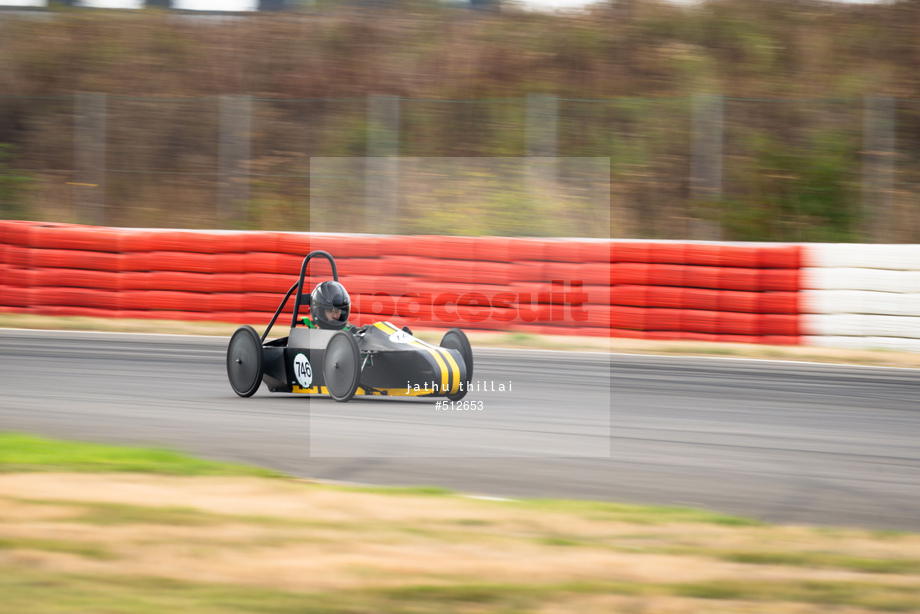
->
[[681, 265, 721, 290], [334, 257, 384, 278], [33, 306, 120, 319], [610, 306, 645, 330], [0, 220, 39, 247], [647, 286, 683, 309], [134, 230, 222, 254], [544, 240, 609, 264], [610, 285, 647, 307], [544, 261, 609, 286], [683, 244, 722, 267], [717, 290, 759, 313], [611, 263, 649, 286], [509, 302, 553, 325], [610, 329, 648, 339], [383, 277, 439, 297], [239, 273, 306, 294], [682, 288, 720, 311], [760, 269, 800, 292], [644, 331, 682, 341], [121, 291, 212, 312], [32, 286, 120, 310], [759, 292, 799, 314], [124, 252, 189, 274], [32, 268, 121, 291], [121, 272, 240, 293], [511, 261, 547, 283], [759, 245, 801, 269], [209, 294, 242, 312], [506, 238, 547, 261], [718, 245, 760, 268], [234, 252, 302, 275], [0, 285, 34, 307], [718, 268, 760, 292], [29, 225, 125, 253], [238, 292, 293, 313], [4, 246, 30, 267], [416, 259, 476, 283], [375, 235, 416, 258], [268, 232, 309, 256], [682, 310, 719, 334], [30, 249, 126, 272], [2, 267, 34, 287], [717, 312, 759, 335], [612, 242, 650, 264], [373, 255, 426, 277], [646, 308, 683, 331], [648, 264, 686, 287], [436, 236, 480, 261], [580, 284, 612, 306], [648, 243, 685, 264], [474, 237, 513, 264], [760, 314, 799, 336]]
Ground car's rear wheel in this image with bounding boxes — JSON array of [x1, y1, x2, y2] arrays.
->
[[324, 331, 361, 402], [227, 325, 263, 398], [440, 328, 473, 402]]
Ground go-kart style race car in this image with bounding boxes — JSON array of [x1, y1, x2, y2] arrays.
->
[[226, 251, 473, 402]]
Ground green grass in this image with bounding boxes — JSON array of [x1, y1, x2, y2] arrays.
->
[[0, 433, 285, 477], [0, 537, 114, 560], [7, 571, 919, 614]]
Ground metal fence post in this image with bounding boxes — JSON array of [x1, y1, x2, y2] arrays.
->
[[73, 92, 106, 226], [218, 95, 252, 226], [526, 94, 558, 235], [366, 95, 400, 234], [863, 96, 895, 243], [691, 93, 723, 240]]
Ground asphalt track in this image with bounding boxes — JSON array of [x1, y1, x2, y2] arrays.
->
[[2, 328, 920, 531]]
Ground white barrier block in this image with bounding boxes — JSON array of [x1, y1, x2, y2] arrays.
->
[[803, 244, 865, 269], [802, 268, 862, 290], [865, 293, 920, 317], [801, 290, 864, 314], [862, 269, 912, 293], [902, 272, 920, 293], [861, 315, 920, 338], [802, 313, 866, 337], [862, 245, 920, 271], [804, 244, 920, 270]]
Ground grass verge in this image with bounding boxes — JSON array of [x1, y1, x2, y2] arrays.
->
[[2, 433, 920, 613], [0, 432, 283, 477]]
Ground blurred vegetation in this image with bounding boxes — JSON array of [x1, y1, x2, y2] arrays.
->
[[0, 1, 919, 238]]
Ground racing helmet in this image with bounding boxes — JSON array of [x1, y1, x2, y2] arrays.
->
[[310, 281, 351, 330]]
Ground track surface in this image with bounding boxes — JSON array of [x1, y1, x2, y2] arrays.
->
[[2, 329, 920, 531]]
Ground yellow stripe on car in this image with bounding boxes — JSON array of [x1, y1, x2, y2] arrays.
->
[[375, 322, 452, 395]]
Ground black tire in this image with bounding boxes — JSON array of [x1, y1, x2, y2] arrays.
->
[[440, 328, 473, 402], [227, 325, 263, 398], [324, 331, 361, 402]]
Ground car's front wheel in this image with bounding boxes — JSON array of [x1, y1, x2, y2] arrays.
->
[[324, 331, 361, 402]]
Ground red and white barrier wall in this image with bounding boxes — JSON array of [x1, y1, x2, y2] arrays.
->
[[802, 244, 920, 352], [0, 221, 916, 351]]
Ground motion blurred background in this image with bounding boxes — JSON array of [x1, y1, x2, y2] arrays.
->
[[0, 0, 918, 242]]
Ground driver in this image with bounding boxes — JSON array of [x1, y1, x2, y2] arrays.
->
[[303, 280, 360, 332]]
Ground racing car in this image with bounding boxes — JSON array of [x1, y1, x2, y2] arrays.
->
[[226, 250, 473, 402]]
